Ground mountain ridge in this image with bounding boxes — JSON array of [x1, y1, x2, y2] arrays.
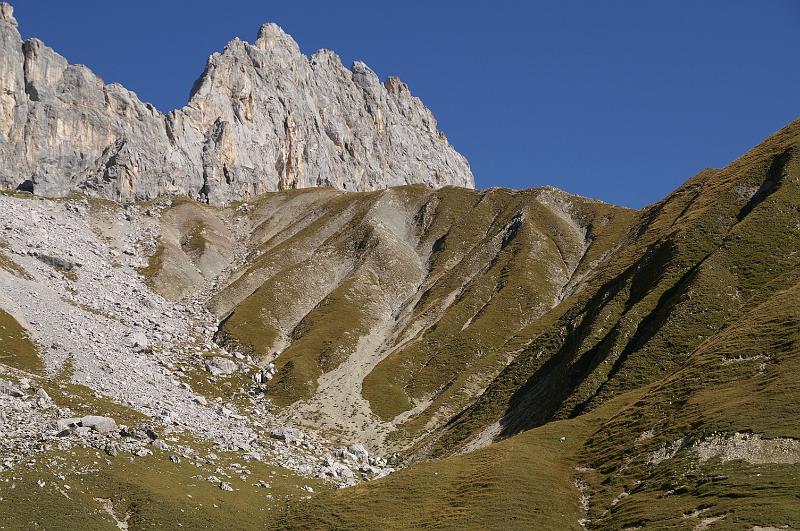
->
[[0, 2, 473, 204]]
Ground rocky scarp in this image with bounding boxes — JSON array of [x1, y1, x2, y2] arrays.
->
[[0, 3, 473, 204]]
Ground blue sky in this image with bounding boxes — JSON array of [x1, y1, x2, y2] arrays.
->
[[12, 1, 800, 207]]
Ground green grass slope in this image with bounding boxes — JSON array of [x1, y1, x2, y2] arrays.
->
[[579, 275, 800, 528], [202, 184, 634, 448], [278, 275, 800, 529], [427, 119, 800, 459], [278, 390, 644, 530], [0, 308, 43, 373], [128, 118, 800, 527]]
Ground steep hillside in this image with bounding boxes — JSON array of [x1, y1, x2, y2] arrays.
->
[[429, 118, 800, 458], [134, 184, 634, 451], [297, 277, 799, 529], [277, 275, 800, 529], [139, 118, 800, 529], [577, 270, 800, 528]]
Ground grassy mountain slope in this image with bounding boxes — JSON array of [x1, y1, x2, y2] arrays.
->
[[196, 185, 635, 448], [277, 119, 800, 528], [132, 118, 800, 528], [427, 119, 800, 458], [278, 275, 800, 529], [277, 389, 644, 530], [579, 275, 800, 529]]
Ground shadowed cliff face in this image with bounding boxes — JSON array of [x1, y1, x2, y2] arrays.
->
[[0, 3, 473, 204]]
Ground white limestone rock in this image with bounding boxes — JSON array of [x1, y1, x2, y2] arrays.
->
[[0, 4, 473, 204]]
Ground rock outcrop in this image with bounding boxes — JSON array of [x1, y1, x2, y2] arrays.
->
[[0, 3, 473, 204]]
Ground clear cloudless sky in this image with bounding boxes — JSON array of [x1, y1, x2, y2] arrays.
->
[[11, 1, 800, 207]]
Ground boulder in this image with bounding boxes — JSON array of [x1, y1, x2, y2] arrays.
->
[[270, 426, 305, 445], [55, 417, 82, 431], [374, 467, 395, 479], [35, 254, 76, 271], [127, 331, 149, 350], [79, 415, 118, 434], [121, 425, 157, 441], [338, 467, 356, 482], [0, 380, 24, 398], [349, 443, 370, 463], [35, 388, 50, 402], [204, 356, 238, 376]]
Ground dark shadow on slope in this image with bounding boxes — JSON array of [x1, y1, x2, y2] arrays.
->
[[569, 258, 706, 417], [492, 259, 640, 437], [737, 148, 792, 221], [495, 240, 694, 438], [623, 239, 677, 313], [16, 180, 34, 193]]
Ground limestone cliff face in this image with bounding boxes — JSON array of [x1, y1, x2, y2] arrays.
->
[[0, 4, 474, 203]]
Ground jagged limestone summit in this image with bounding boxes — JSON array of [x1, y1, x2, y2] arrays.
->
[[0, 2, 473, 204]]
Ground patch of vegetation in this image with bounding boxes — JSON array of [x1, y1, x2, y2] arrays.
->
[[181, 221, 209, 257], [179, 358, 259, 414], [0, 188, 36, 199], [267, 275, 378, 406], [0, 444, 328, 530], [0, 309, 43, 374], [0, 240, 32, 279], [136, 239, 165, 282]]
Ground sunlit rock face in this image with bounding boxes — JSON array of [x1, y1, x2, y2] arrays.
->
[[0, 4, 474, 204]]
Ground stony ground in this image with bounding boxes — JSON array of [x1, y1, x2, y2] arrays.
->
[[0, 193, 393, 488]]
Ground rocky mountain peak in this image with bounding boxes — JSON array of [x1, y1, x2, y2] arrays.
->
[[0, 3, 474, 203], [254, 22, 300, 53], [0, 2, 15, 27]]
